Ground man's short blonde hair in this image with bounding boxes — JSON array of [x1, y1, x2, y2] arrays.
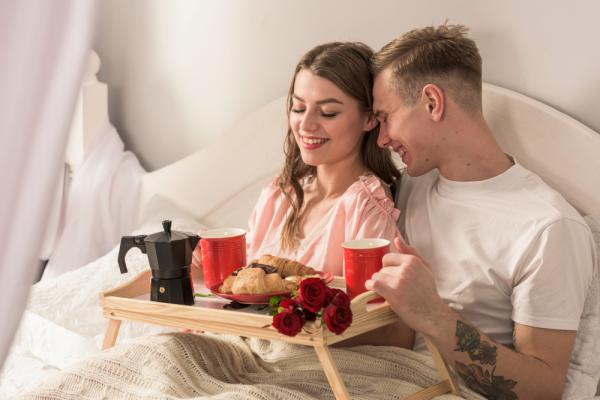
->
[[372, 24, 483, 113]]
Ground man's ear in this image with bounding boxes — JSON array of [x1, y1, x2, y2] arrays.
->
[[364, 112, 378, 132], [421, 84, 444, 122]]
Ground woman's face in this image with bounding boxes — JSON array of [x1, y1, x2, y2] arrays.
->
[[289, 70, 374, 169]]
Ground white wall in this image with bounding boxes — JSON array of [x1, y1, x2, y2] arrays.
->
[[94, 0, 600, 171]]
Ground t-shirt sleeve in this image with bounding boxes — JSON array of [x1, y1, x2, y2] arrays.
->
[[511, 218, 595, 330]]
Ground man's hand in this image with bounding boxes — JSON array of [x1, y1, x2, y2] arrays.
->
[[365, 237, 448, 335]]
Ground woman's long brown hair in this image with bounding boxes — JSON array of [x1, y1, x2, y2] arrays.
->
[[277, 42, 400, 250]]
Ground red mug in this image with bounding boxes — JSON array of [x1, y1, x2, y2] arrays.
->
[[199, 228, 247, 289], [342, 238, 390, 300]]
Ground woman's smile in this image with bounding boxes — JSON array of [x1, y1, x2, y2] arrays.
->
[[299, 134, 330, 149]]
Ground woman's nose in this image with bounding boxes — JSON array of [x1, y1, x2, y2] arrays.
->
[[300, 111, 318, 132]]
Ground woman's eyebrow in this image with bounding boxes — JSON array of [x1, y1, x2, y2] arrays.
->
[[292, 94, 344, 105]]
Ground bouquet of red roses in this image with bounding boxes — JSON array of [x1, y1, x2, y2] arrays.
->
[[270, 277, 353, 336]]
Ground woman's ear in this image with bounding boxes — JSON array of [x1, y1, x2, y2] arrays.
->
[[364, 112, 378, 132], [421, 84, 444, 122]]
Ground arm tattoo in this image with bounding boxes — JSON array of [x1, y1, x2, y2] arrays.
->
[[454, 320, 518, 400]]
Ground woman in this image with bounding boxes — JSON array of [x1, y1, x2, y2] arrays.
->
[[195, 42, 402, 276]]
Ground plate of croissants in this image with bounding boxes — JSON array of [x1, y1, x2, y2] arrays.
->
[[210, 254, 333, 304]]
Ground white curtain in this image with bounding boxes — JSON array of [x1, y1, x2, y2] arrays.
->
[[0, 0, 97, 368]]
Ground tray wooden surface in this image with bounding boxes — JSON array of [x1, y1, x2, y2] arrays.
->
[[100, 270, 398, 346], [99, 269, 460, 400]]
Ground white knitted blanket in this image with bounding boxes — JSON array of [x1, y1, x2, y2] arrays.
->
[[18, 332, 484, 400]]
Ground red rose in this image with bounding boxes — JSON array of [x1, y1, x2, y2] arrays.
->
[[272, 309, 304, 336], [325, 287, 345, 304], [323, 304, 353, 335], [297, 278, 328, 313], [279, 298, 297, 311], [330, 290, 350, 308]]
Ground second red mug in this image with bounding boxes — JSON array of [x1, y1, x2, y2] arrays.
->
[[342, 238, 390, 300]]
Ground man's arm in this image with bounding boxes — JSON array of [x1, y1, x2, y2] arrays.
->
[[366, 240, 576, 400], [431, 309, 575, 400]]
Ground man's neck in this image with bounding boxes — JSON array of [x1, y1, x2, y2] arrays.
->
[[437, 119, 514, 182]]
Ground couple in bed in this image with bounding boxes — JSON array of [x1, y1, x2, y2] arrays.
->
[[193, 24, 595, 400]]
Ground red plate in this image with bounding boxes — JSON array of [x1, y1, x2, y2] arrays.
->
[[210, 271, 333, 304]]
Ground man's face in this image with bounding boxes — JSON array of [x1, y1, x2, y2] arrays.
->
[[373, 68, 436, 177]]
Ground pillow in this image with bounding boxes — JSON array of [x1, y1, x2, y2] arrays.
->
[[563, 214, 600, 399]]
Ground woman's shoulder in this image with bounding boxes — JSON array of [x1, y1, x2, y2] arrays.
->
[[255, 176, 285, 203], [263, 174, 313, 196], [342, 174, 400, 219]]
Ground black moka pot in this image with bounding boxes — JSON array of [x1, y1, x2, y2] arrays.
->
[[117, 220, 200, 305]]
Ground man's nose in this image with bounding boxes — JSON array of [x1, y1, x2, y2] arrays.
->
[[377, 125, 389, 148]]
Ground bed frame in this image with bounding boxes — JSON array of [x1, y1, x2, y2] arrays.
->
[[139, 83, 600, 228]]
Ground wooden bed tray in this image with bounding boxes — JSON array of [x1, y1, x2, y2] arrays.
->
[[100, 270, 461, 400]]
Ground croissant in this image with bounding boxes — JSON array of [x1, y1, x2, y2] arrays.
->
[[218, 255, 316, 294], [264, 273, 286, 292], [219, 275, 236, 293], [232, 268, 266, 294], [256, 254, 316, 277]]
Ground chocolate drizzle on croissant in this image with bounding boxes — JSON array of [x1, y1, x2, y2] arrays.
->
[[247, 263, 278, 274], [255, 254, 316, 277]]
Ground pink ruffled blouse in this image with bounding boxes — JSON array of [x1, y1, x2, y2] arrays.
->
[[247, 175, 402, 276]]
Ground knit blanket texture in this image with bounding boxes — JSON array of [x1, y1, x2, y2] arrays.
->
[[19, 332, 485, 400]]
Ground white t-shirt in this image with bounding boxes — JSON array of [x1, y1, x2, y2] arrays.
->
[[396, 163, 596, 352]]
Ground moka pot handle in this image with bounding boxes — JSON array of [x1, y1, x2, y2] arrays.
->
[[117, 235, 147, 274]]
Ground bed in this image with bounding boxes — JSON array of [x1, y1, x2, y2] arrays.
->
[[1, 72, 599, 399]]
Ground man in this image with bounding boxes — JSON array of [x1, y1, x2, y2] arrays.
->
[[367, 25, 595, 400]]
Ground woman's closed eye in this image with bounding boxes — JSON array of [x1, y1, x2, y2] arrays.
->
[[321, 111, 338, 118], [290, 108, 339, 118]]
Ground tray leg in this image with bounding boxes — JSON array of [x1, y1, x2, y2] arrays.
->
[[424, 336, 460, 394], [102, 319, 121, 350], [404, 336, 461, 400], [313, 344, 350, 400]]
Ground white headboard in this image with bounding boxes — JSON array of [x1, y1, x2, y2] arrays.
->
[[138, 95, 287, 228], [483, 84, 600, 216], [139, 83, 600, 228]]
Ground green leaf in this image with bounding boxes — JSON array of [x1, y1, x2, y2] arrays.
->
[[269, 296, 281, 307], [268, 296, 282, 316], [194, 293, 214, 297]]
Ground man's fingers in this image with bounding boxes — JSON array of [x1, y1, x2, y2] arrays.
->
[[365, 275, 387, 295], [393, 236, 405, 252], [365, 268, 398, 297], [382, 252, 418, 267], [381, 250, 432, 271]]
